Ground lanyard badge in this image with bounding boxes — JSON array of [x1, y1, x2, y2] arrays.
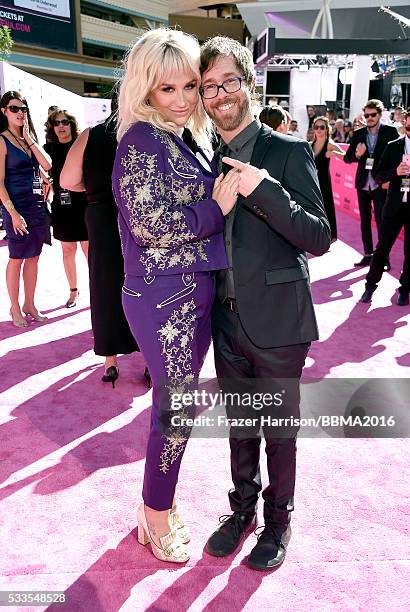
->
[[60, 189, 72, 206], [32, 168, 42, 196], [401, 178, 410, 193]]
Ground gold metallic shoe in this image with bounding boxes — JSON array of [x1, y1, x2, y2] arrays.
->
[[170, 509, 190, 544], [137, 503, 190, 563], [22, 309, 48, 322], [9, 309, 28, 328]]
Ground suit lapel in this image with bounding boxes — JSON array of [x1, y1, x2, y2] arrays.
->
[[234, 125, 273, 213], [373, 125, 391, 159], [173, 131, 216, 175], [400, 137, 405, 153], [396, 136, 406, 163], [250, 124, 273, 168]]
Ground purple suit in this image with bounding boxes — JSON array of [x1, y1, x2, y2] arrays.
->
[[112, 121, 227, 510]]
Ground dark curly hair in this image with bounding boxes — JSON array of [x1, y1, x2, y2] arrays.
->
[[45, 109, 80, 143], [363, 99, 384, 114]]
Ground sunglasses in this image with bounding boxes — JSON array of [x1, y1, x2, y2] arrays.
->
[[53, 119, 70, 126], [7, 105, 28, 114], [314, 125, 326, 130], [364, 112, 378, 119], [405, 125, 410, 131]]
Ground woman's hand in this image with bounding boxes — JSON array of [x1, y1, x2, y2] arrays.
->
[[22, 117, 34, 146], [212, 169, 240, 216], [42, 174, 53, 202], [11, 210, 29, 235]]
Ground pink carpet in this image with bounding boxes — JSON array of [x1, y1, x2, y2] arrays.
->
[[0, 210, 409, 612]]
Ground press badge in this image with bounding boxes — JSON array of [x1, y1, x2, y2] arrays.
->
[[32, 169, 42, 196], [365, 158, 374, 171], [60, 189, 72, 206]]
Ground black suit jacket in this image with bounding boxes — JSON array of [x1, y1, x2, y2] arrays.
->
[[344, 123, 399, 189], [225, 125, 330, 349], [374, 136, 407, 217]]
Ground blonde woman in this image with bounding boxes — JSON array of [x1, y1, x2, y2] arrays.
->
[[112, 29, 239, 563]]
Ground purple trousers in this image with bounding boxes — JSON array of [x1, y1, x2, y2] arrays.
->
[[122, 271, 215, 510]]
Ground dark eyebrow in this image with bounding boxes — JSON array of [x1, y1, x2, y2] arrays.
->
[[202, 72, 239, 85], [159, 78, 198, 87]]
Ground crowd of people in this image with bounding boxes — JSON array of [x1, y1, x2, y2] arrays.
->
[[0, 28, 409, 572], [259, 98, 408, 289]]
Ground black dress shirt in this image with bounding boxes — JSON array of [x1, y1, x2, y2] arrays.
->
[[217, 119, 262, 301]]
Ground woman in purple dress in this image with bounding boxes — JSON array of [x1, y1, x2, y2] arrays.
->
[[0, 91, 52, 327], [113, 29, 239, 563]]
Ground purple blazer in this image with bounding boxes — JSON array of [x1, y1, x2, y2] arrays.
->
[[112, 121, 227, 277]]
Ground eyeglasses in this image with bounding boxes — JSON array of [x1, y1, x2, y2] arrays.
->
[[364, 112, 378, 119], [199, 76, 245, 99], [314, 125, 326, 130], [6, 105, 28, 114], [405, 125, 410, 131], [53, 119, 70, 126]]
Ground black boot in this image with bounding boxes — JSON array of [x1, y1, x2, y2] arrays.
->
[[205, 511, 257, 557], [354, 254, 373, 267], [247, 520, 292, 571], [360, 286, 376, 303]]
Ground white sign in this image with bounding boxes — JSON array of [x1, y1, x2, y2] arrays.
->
[[14, 0, 71, 20], [0, 61, 111, 140]]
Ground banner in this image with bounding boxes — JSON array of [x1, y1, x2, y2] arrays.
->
[[14, 1, 70, 19], [0, 0, 77, 52]]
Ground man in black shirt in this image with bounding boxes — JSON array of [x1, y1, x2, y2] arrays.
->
[[344, 99, 398, 267], [360, 110, 410, 306], [200, 37, 330, 571]]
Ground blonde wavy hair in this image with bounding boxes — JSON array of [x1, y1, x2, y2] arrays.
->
[[117, 28, 209, 145]]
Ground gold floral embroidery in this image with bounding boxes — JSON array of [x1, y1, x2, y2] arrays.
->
[[157, 298, 196, 474], [118, 126, 210, 274]]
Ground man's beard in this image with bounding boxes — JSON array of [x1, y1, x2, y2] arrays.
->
[[207, 94, 251, 132]]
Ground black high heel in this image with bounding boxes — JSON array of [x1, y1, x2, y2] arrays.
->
[[66, 288, 78, 309], [144, 367, 152, 388], [102, 366, 119, 389]]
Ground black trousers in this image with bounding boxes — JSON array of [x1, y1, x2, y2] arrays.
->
[[357, 187, 387, 255], [212, 300, 310, 525], [366, 206, 410, 293]]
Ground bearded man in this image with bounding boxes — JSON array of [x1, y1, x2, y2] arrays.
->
[[199, 37, 330, 571]]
